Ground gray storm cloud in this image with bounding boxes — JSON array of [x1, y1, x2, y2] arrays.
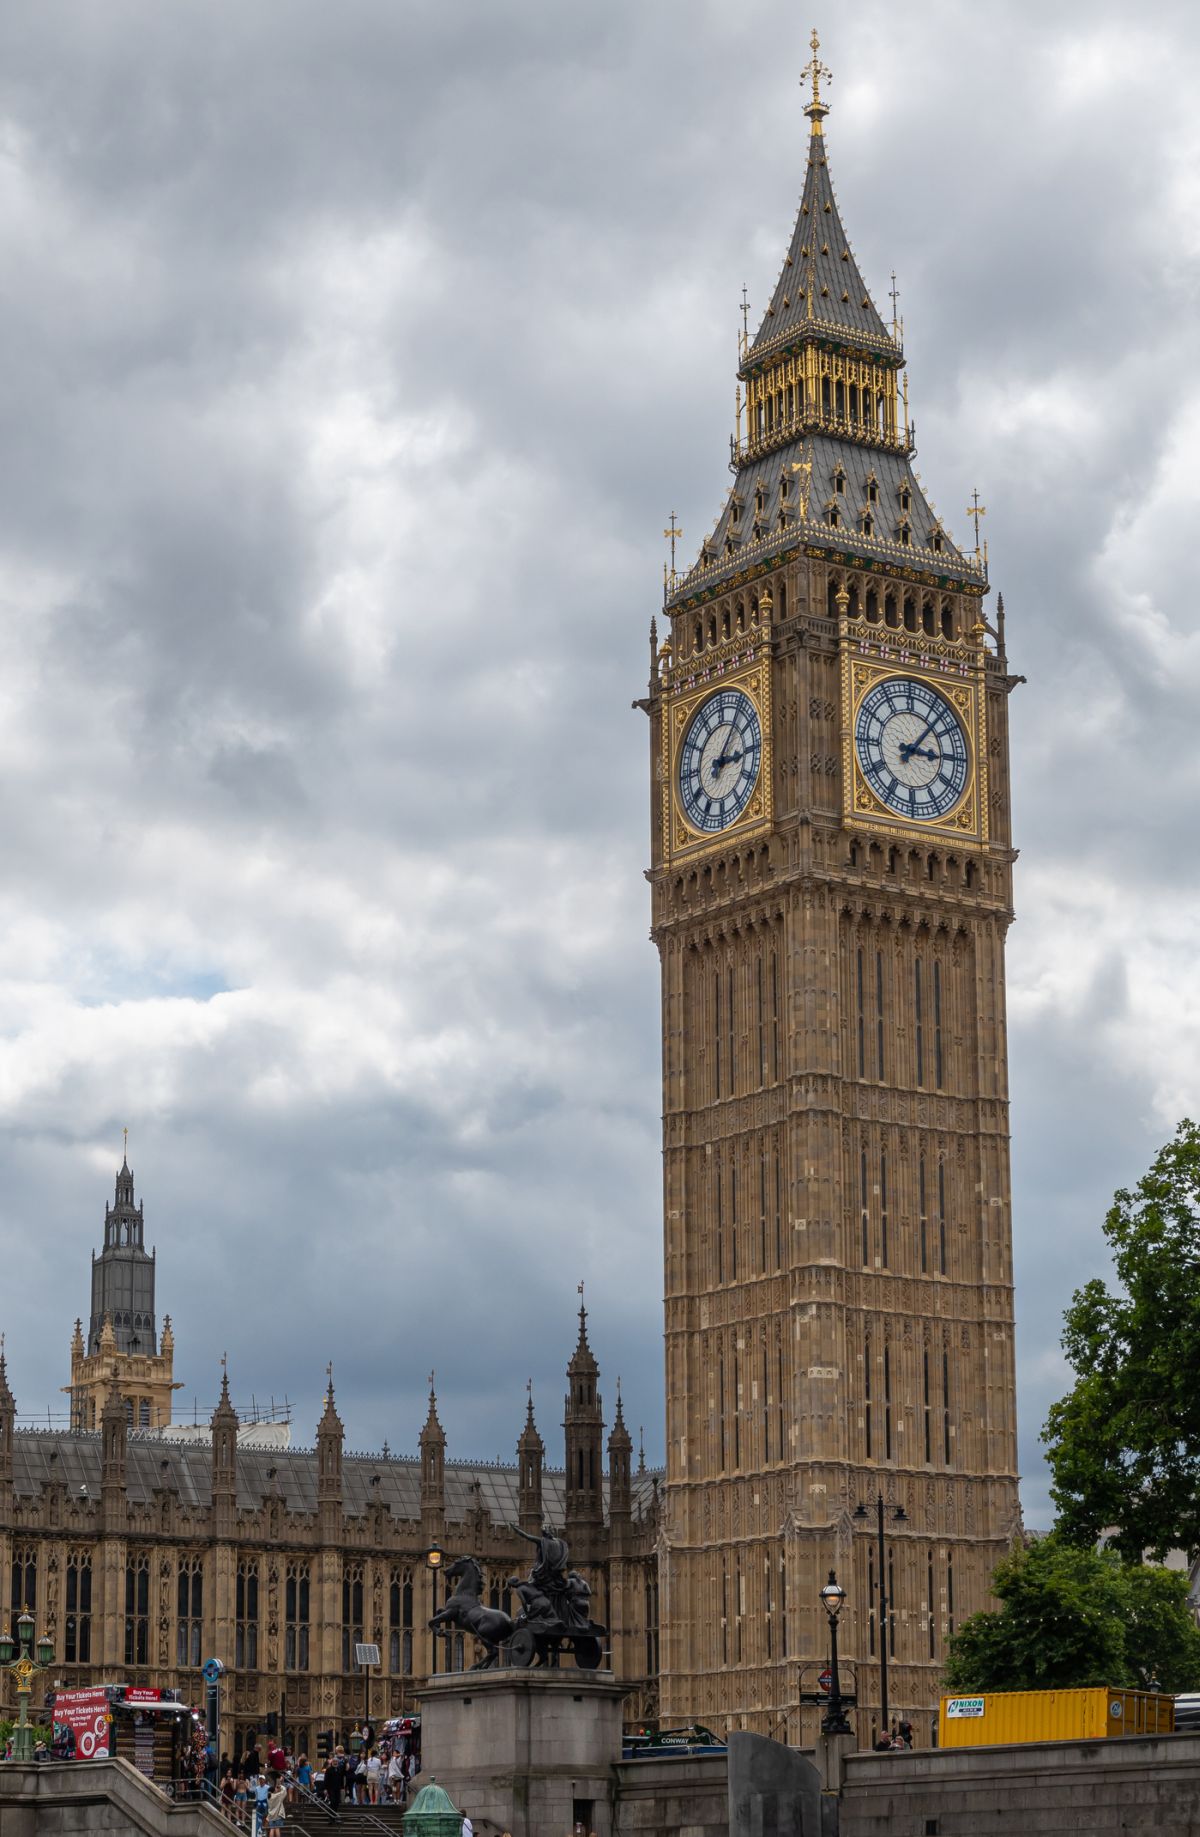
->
[[0, 0, 1197, 1521]]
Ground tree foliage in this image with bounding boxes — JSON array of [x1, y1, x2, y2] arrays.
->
[[943, 1535, 1200, 1694], [1041, 1119, 1200, 1561]]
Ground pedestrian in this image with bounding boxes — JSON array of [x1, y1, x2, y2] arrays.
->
[[325, 1747, 346, 1812], [387, 1748, 404, 1803], [462, 1817, 474, 1837], [254, 1773, 270, 1828], [234, 1771, 248, 1818], [294, 1751, 311, 1803], [267, 1777, 287, 1834], [366, 1746, 382, 1805]]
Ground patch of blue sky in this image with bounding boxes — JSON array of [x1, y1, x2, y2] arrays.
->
[[75, 959, 232, 1007]]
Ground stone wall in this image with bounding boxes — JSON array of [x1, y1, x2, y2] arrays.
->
[[613, 1753, 729, 1837], [0, 1758, 228, 1836], [839, 1730, 1200, 1836]]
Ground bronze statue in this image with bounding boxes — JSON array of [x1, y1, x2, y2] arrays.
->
[[506, 1525, 606, 1668], [428, 1555, 514, 1670]]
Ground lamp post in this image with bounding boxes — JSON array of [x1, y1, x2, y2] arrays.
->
[[853, 1492, 907, 1740], [818, 1571, 852, 1737], [0, 1608, 56, 1762], [425, 1544, 443, 1676]]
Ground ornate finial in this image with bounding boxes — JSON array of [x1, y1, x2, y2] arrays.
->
[[382, 1439, 390, 1460], [889, 271, 901, 340], [638, 1425, 646, 1473], [428, 1368, 436, 1395], [834, 583, 851, 617], [577, 1279, 586, 1326], [739, 283, 751, 355], [663, 512, 683, 581], [790, 451, 813, 521], [325, 1359, 334, 1401], [219, 1351, 230, 1401], [123, 1125, 128, 1160], [802, 27, 832, 133], [966, 488, 987, 555]]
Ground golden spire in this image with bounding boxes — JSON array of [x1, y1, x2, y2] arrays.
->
[[802, 27, 832, 134]]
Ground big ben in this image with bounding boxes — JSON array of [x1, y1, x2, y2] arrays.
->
[[644, 37, 1021, 1745]]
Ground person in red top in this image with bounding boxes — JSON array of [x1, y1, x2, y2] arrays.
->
[[268, 1740, 287, 1776]]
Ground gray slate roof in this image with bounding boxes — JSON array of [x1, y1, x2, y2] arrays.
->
[[676, 434, 978, 602], [11, 1430, 661, 1528], [747, 127, 895, 365]]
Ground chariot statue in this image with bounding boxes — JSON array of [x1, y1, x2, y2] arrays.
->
[[427, 1527, 606, 1672]]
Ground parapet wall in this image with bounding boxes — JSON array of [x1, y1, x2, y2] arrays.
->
[[840, 1730, 1200, 1836], [0, 1758, 228, 1836]]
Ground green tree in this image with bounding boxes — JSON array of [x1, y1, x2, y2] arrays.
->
[[1042, 1119, 1200, 1561], [943, 1535, 1200, 1694]]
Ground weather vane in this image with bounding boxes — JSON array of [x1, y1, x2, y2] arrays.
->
[[739, 284, 751, 352]]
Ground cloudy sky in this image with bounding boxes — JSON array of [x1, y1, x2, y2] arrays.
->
[[0, 0, 1197, 1529]]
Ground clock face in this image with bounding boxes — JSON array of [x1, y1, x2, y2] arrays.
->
[[854, 677, 969, 821], [678, 688, 762, 833]]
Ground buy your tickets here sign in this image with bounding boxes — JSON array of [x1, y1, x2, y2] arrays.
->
[[53, 1686, 169, 1757], [53, 1688, 112, 1758]]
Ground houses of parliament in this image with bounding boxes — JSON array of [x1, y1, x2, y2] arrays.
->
[[1, 40, 1020, 1752]]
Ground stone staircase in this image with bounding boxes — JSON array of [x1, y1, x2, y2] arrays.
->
[[283, 1798, 410, 1835]]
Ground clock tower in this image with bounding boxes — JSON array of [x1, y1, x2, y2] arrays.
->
[[644, 38, 1021, 1744]]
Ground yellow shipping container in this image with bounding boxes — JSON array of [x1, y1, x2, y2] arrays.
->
[[937, 1687, 1175, 1747]]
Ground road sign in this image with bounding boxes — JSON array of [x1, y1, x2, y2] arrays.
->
[[202, 1658, 225, 1685], [817, 1669, 833, 1695]]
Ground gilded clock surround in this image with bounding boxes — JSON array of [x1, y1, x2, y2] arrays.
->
[[841, 626, 990, 845], [663, 644, 773, 864]]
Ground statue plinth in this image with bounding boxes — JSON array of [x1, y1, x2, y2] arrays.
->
[[418, 1667, 627, 1837]]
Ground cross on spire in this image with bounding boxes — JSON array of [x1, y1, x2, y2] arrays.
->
[[802, 27, 832, 132]]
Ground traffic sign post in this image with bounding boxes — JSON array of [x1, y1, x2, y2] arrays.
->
[[202, 1659, 225, 1781]]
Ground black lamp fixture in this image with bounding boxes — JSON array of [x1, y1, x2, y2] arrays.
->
[[425, 1543, 444, 1675], [853, 1492, 907, 1740], [818, 1570, 852, 1737]]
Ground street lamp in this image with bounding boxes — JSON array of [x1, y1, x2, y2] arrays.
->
[[853, 1492, 907, 1740], [425, 1544, 443, 1676], [818, 1571, 852, 1737], [0, 1607, 56, 1761]]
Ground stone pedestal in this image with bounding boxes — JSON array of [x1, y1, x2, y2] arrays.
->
[[418, 1668, 627, 1837]]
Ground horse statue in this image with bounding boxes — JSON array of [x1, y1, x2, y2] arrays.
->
[[428, 1555, 514, 1670]]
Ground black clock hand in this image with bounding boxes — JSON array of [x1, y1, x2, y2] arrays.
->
[[901, 744, 938, 763], [899, 718, 937, 760], [709, 724, 742, 777]]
